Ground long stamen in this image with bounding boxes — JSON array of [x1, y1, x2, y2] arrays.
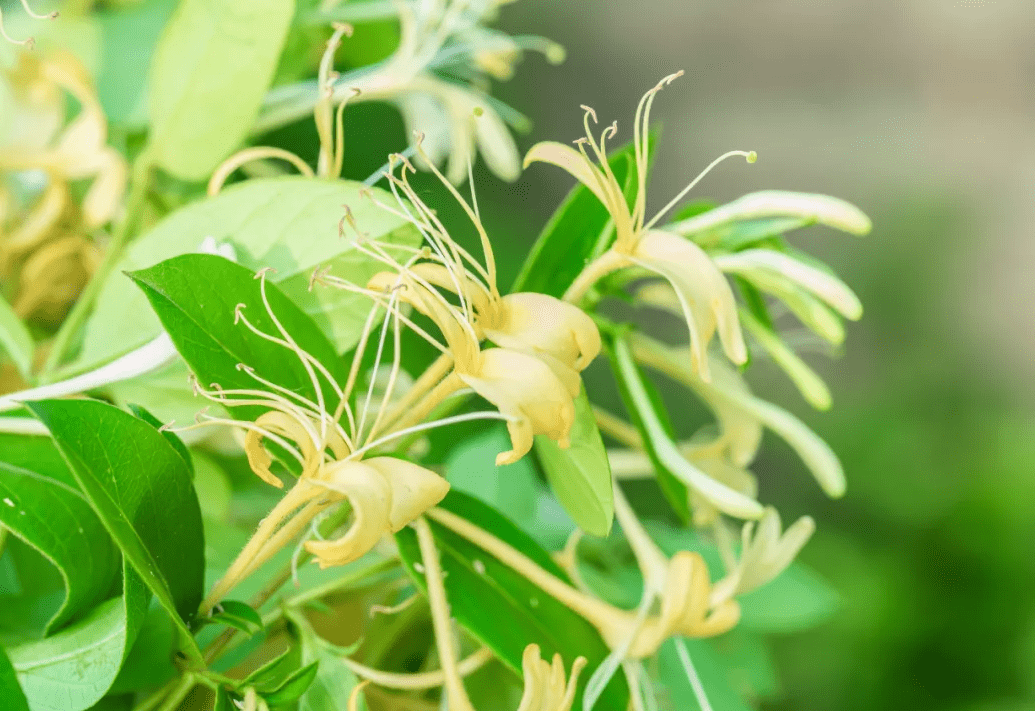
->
[[364, 295, 404, 445], [357, 290, 398, 440], [253, 271, 332, 444], [644, 149, 757, 230], [193, 375, 322, 447], [171, 416, 307, 470], [348, 410, 514, 461], [632, 73, 679, 230]]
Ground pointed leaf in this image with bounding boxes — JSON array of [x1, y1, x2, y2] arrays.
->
[[0, 646, 29, 711], [0, 434, 121, 634], [128, 253, 349, 422], [26, 400, 205, 663]]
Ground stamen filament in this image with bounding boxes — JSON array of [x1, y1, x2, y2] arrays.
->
[[644, 150, 756, 231]]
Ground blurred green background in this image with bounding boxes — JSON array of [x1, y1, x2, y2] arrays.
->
[[484, 2, 1035, 710]]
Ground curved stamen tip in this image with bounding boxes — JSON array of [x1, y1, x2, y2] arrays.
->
[[309, 265, 332, 291], [233, 303, 246, 324], [349, 86, 362, 97], [545, 41, 566, 65], [604, 120, 618, 140], [254, 266, 277, 280], [332, 21, 354, 37], [473, 105, 485, 117], [658, 70, 685, 88], [746, 150, 758, 164], [235, 363, 254, 373], [580, 104, 598, 124], [157, 420, 175, 433], [411, 130, 426, 146]]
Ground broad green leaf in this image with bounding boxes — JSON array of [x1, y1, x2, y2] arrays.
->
[[109, 600, 178, 694], [298, 643, 362, 711], [446, 426, 574, 551], [396, 492, 629, 711], [80, 178, 419, 370], [27, 400, 205, 662], [127, 404, 194, 476], [0, 434, 120, 634], [148, 0, 296, 179], [513, 136, 646, 297], [8, 567, 149, 711], [533, 386, 614, 537], [0, 646, 29, 711], [129, 254, 349, 421], [0, 294, 33, 380]]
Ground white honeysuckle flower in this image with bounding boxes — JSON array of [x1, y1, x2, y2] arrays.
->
[[668, 190, 872, 240], [738, 307, 833, 410], [712, 248, 863, 321], [711, 507, 815, 605], [524, 72, 752, 381], [632, 333, 846, 498]]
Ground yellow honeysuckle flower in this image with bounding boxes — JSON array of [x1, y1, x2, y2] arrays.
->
[[516, 644, 586, 711], [524, 72, 753, 380]]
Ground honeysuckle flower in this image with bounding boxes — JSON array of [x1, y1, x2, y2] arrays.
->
[[524, 72, 752, 380], [168, 270, 468, 611], [712, 247, 862, 346], [0, 49, 126, 323], [631, 331, 846, 498], [515, 644, 586, 711], [373, 145, 601, 375], [710, 506, 815, 605], [258, 0, 561, 183]]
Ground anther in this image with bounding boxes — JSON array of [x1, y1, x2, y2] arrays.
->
[[580, 105, 598, 124], [234, 303, 246, 324]]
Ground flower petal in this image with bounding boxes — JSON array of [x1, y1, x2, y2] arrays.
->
[[523, 141, 612, 208], [668, 190, 872, 237], [363, 457, 450, 532], [484, 292, 601, 372]]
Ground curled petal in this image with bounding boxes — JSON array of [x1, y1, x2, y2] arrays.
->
[[713, 248, 863, 320], [484, 292, 601, 372], [668, 190, 872, 237], [458, 348, 576, 465], [523, 141, 612, 208], [305, 458, 449, 568], [633, 230, 747, 378], [713, 507, 816, 602], [244, 410, 320, 487]]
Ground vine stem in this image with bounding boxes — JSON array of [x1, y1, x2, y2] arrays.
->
[[41, 148, 155, 380], [130, 674, 194, 711]]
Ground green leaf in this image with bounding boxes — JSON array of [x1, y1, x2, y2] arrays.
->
[[80, 178, 419, 370], [513, 136, 645, 297], [127, 404, 194, 477], [202, 600, 264, 636], [8, 567, 149, 711], [654, 637, 755, 711], [0, 646, 29, 711], [148, 0, 296, 180], [691, 216, 811, 252], [261, 661, 319, 705], [129, 253, 348, 421], [242, 646, 298, 690], [0, 434, 121, 634], [446, 426, 574, 551], [26, 400, 205, 663], [109, 600, 179, 694], [395, 491, 629, 711], [737, 562, 840, 633], [0, 294, 33, 380], [533, 386, 614, 537], [297, 643, 361, 711]]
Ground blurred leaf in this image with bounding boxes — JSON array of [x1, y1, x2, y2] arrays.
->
[[261, 661, 319, 705], [737, 562, 840, 633], [129, 254, 348, 422], [0, 646, 29, 711], [396, 491, 629, 711], [298, 644, 362, 711], [691, 216, 810, 252], [27, 400, 205, 662], [149, 0, 296, 180], [654, 637, 754, 711], [0, 434, 121, 634], [190, 451, 233, 521], [242, 645, 300, 691], [8, 568, 149, 711], [0, 294, 32, 381], [81, 178, 419, 369], [534, 386, 614, 537], [513, 137, 642, 297]]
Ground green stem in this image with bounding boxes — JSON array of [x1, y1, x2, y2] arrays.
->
[[130, 674, 193, 711], [41, 149, 155, 379]]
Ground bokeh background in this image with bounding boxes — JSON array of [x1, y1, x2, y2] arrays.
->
[[485, 2, 1035, 710]]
